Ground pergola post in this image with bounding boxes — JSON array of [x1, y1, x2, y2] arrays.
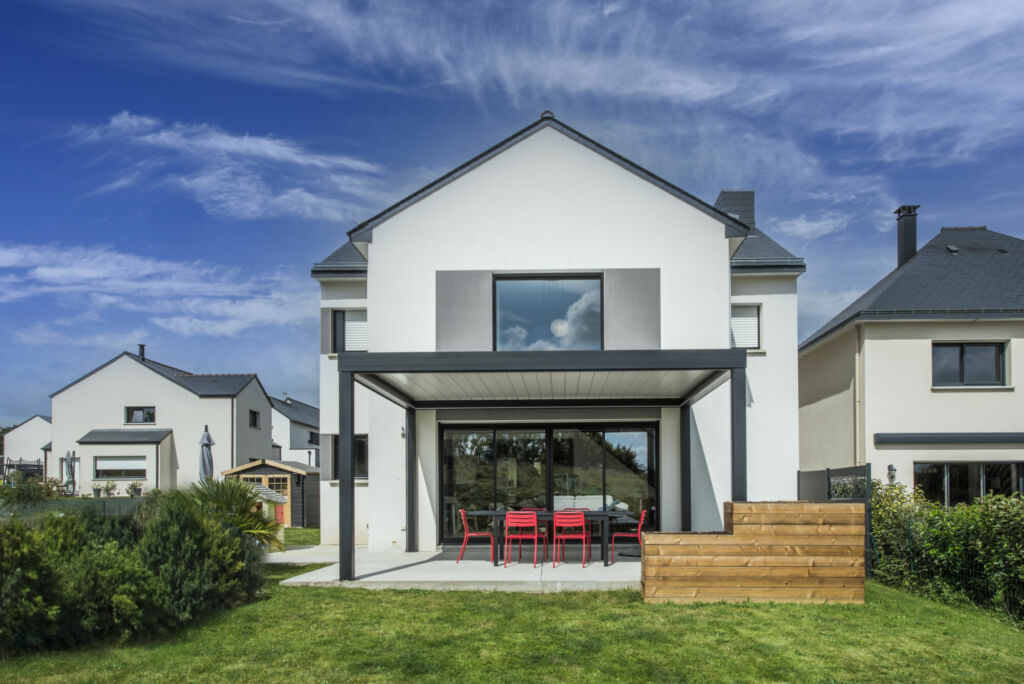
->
[[730, 367, 747, 502], [680, 402, 692, 531], [338, 370, 355, 580], [405, 407, 417, 552]]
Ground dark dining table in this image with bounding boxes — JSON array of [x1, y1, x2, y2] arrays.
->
[[465, 510, 637, 567]]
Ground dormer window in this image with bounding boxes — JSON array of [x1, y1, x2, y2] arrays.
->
[[494, 276, 602, 351], [125, 406, 155, 424]]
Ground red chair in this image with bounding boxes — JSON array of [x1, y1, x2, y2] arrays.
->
[[456, 508, 494, 564], [564, 506, 599, 540], [521, 507, 549, 559], [505, 511, 545, 567], [552, 511, 591, 568], [611, 510, 647, 564]]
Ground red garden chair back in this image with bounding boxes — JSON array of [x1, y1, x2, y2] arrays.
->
[[456, 508, 494, 564], [552, 511, 590, 568], [504, 510, 545, 567], [610, 509, 648, 564]]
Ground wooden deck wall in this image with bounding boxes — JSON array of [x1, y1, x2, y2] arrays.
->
[[642, 502, 865, 604]]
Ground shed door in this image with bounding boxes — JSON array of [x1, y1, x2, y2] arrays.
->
[[275, 505, 285, 523]]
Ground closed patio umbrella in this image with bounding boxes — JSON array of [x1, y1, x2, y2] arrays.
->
[[199, 426, 215, 481], [64, 451, 75, 494]]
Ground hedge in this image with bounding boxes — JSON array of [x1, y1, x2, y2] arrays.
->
[[0, 489, 266, 655], [871, 482, 1024, 621]]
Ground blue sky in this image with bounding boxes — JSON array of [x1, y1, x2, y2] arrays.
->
[[2, 1, 1024, 425]]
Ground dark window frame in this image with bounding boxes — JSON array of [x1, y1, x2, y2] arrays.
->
[[308, 431, 320, 446], [332, 309, 368, 354], [333, 434, 368, 480], [249, 410, 261, 428], [913, 461, 1024, 506], [124, 406, 156, 424], [932, 342, 1006, 387], [437, 421, 659, 545], [492, 274, 605, 352]]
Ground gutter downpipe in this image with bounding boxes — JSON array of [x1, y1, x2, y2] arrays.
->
[[854, 324, 864, 466]]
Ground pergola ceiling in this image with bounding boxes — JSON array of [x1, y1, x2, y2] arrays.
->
[[362, 369, 716, 405]]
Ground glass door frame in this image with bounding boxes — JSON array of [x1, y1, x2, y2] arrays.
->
[[437, 421, 659, 545]]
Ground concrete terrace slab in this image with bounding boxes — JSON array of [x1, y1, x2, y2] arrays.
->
[[278, 545, 642, 593]]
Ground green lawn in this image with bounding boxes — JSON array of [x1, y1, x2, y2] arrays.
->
[[282, 526, 320, 547], [5, 566, 1024, 682]]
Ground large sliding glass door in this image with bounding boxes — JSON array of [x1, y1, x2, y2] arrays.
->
[[441, 424, 658, 542]]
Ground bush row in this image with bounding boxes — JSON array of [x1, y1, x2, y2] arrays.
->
[[0, 488, 264, 654], [871, 483, 1024, 620]]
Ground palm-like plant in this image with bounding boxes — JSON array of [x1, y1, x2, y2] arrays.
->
[[188, 477, 285, 551]]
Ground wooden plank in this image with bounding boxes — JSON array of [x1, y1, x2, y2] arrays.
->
[[645, 595, 864, 605], [645, 576, 862, 588], [731, 512, 864, 525], [643, 555, 864, 567], [644, 565, 864, 578], [730, 524, 865, 536], [644, 586, 864, 600], [729, 503, 864, 514], [645, 534, 865, 547], [645, 544, 863, 557]]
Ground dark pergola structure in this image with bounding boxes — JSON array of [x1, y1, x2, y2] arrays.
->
[[336, 349, 748, 580]]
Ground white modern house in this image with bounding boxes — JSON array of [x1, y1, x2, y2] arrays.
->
[[48, 345, 274, 494], [1, 414, 51, 480], [270, 395, 320, 466], [799, 206, 1024, 505], [313, 113, 805, 578]]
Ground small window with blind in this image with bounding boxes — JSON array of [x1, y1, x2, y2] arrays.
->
[[95, 456, 146, 479], [331, 309, 368, 352], [730, 304, 761, 350]]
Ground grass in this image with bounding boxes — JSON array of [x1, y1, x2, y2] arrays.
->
[[4, 567, 1024, 683], [282, 526, 320, 547]]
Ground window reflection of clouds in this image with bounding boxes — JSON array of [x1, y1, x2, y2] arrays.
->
[[496, 278, 601, 351]]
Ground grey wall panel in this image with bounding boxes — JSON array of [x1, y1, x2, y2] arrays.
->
[[320, 309, 332, 354], [604, 269, 660, 350], [436, 270, 493, 351]]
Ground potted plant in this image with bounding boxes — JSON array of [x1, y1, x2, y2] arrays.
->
[[92, 481, 102, 498], [127, 481, 143, 498], [102, 481, 119, 498]]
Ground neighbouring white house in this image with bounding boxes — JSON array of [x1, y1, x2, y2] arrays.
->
[[270, 395, 320, 466], [48, 345, 275, 494], [313, 113, 805, 578], [799, 206, 1024, 505], [1, 414, 51, 482]]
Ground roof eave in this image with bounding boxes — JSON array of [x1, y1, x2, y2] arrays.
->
[[800, 309, 1024, 352]]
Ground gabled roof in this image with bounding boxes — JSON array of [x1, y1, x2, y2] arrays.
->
[[714, 191, 805, 274], [801, 227, 1024, 351], [78, 428, 172, 444], [11, 414, 52, 430], [51, 351, 267, 401], [222, 458, 319, 476], [269, 396, 319, 429], [311, 241, 367, 278], [341, 113, 752, 245]]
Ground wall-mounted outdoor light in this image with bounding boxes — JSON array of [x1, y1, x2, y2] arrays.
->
[[887, 464, 896, 485]]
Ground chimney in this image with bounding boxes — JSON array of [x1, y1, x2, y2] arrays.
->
[[714, 190, 755, 227], [138, 343, 146, 361], [895, 205, 920, 267]]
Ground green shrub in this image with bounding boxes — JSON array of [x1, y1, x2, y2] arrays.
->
[[0, 520, 60, 652], [871, 482, 1024, 620]]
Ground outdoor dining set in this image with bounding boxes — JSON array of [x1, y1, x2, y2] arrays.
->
[[456, 507, 648, 568]]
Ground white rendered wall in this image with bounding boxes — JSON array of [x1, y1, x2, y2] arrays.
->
[[366, 126, 733, 353], [271, 408, 318, 465], [233, 379, 274, 466], [732, 275, 800, 501], [799, 328, 858, 470], [862, 320, 1024, 487], [690, 383, 732, 530], [415, 410, 438, 551], [366, 391, 407, 551], [658, 407, 682, 530], [3, 416, 50, 462]]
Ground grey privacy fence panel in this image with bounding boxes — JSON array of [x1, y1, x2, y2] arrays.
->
[[796, 464, 872, 577], [1, 496, 146, 520]]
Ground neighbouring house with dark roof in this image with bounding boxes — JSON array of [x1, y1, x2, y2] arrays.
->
[[270, 395, 320, 466], [313, 113, 804, 578], [47, 345, 274, 494], [1, 414, 51, 483], [799, 206, 1024, 505]]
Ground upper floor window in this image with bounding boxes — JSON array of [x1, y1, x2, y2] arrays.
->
[[932, 342, 1005, 386], [730, 305, 761, 349], [249, 410, 261, 428], [332, 309, 368, 353], [308, 431, 320, 446], [494, 276, 602, 351], [125, 406, 155, 424]]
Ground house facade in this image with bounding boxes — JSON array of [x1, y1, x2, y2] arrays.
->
[[48, 346, 274, 494], [270, 395, 320, 466], [799, 207, 1024, 505], [1, 414, 51, 481], [314, 114, 804, 578]]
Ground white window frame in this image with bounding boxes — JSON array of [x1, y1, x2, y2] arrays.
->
[[94, 456, 147, 480]]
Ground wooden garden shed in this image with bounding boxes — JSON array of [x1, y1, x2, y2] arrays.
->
[[223, 459, 320, 528]]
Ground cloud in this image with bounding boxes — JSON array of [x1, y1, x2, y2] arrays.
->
[[773, 212, 850, 239], [0, 242, 317, 340], [70, 111, 387, 223]]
